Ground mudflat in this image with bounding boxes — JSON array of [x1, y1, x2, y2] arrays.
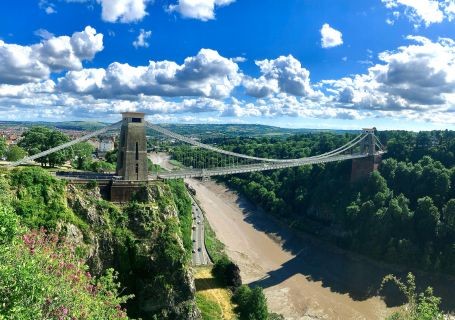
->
[[187, 178, 395, 320]]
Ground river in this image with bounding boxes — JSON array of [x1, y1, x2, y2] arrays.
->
[[186, 178, 455, 320]]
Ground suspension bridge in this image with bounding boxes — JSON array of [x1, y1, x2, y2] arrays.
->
[[4, 112, 384, 201]]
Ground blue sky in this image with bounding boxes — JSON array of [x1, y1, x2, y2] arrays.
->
[[0, 0, 455, 130]]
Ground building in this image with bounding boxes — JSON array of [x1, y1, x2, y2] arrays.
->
[[99, 137, 115, 153]]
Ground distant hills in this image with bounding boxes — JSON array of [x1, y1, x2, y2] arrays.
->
[[0, 120, 358, 137], [0, 120, 107, 131]]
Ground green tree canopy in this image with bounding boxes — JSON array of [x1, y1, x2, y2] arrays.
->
[[232, 285, 268, 320], [18, 127, 71, 167], [443, 199, 455, 229], [6, 145, 27, 162], [71, 142, 94, 169], [414, 197, 440, 243]]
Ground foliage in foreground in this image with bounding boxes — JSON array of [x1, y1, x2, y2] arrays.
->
[[1, 167, 198, 319], [381, 273, 443, 320], [7, 167, 88, 236], [0, 208, 132, 319]]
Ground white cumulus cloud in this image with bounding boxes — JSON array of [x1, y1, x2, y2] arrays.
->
[[133, 29, 152, 48], [58, 48, 242, 99], [0, 26, 103, 85], [97, 0, 149, 23], [244, 55, 315, 97], [322, 35, 455, 118], [382, 0, 455, 27], [168, 0, 235, 21], [320, 23, 343, 48]]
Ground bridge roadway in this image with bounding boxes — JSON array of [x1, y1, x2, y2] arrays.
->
[[150, 152, 372, 180]]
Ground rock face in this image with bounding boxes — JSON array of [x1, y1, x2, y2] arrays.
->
[[66, 182, 200, 320]]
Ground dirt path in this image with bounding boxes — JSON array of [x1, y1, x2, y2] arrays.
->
[[187, 179, 395, 320]]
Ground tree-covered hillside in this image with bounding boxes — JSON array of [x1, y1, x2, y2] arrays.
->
[[171, 131, 455, 277]]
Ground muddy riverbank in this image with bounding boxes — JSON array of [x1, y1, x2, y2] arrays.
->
[[187, 178, 455, 319]]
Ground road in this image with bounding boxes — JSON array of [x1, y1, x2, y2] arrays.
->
[[190, 195, 210, 266]]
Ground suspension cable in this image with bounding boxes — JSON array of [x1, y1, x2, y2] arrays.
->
[[8, 120, 122, 167], [147, 121, 367, 163]]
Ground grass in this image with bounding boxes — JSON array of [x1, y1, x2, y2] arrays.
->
[[196, 295, 223, 320], [167, 180, 193, 262], [194, 267, 236, 320], [204, 218, 228, 263]]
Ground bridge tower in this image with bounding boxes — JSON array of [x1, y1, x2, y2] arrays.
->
[[116, 112, 148, 181], [350, 128, 381, 182]]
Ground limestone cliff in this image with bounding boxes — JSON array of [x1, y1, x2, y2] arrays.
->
[[66, 182, 200, 320]]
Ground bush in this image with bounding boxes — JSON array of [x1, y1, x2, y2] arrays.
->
[[381, 273, 443, 320], [232, 285, 268, 320], [212, 255, 242, 289], [6, 145, 27, 161], [9, 167, 88, 233], [0, 205, 19, 245], [0, 228, 133, 319], [86, 180, 98, 189]]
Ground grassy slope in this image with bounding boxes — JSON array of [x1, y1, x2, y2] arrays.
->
[[203, 218, 228, 263], [194, 267, 235, 320]]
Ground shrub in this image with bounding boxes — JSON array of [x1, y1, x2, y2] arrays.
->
[[86, 180, 98, 189], [232, 285, 268, 320], [0, 228, 133, 319], [380, 272, 443, 320], [0, 205, 19, 245], [212, 255, 242, 289]]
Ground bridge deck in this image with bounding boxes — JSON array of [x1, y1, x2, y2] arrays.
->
[[153, 153, 374, 180]]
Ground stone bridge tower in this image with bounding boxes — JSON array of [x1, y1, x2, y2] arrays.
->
[[116, 112, 148, 181], [351, 128, 381, 182]]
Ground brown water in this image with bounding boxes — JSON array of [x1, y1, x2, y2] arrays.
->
[[187, 179, 455, 320]]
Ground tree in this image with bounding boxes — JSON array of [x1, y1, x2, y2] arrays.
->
[[89, 160, 116, 173], [414, 197, 440, 243], [71, 142, 94, 169], [105, 149, 118, 164], [232, 285, 268, 320], [0, 137, 7, 158], [212, 256, 242, 288], [18, 127, 71, 167], [443, 199, 455, 229], [6, 145, 27, 161]]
